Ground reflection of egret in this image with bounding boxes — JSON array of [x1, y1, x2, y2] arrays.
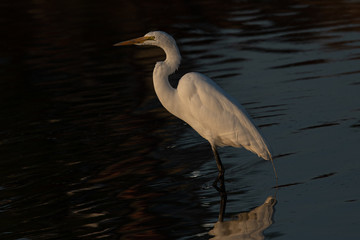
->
[[115, 31, 277, 184], [210, 196, 277, 240]]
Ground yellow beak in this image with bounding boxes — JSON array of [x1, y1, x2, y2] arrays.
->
[[113, 36, 155, 46]]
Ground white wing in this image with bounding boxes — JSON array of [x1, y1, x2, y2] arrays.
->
[[175, 72, 272, 160]]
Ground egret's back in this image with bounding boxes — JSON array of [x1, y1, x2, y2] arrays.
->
[[174, 72, 272, 160]]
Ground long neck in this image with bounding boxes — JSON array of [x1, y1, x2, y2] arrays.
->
[[152, 43, 181, 114]]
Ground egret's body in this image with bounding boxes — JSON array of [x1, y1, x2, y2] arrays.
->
[[115, 31, 277, 183]]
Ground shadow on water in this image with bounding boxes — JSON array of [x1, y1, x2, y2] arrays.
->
[[1, 0, 360, 239]]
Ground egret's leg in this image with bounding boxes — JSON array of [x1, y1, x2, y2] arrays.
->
[[211, 145, 225, 188], [211, 145, 227, 220], [218, 187, 227, 222]]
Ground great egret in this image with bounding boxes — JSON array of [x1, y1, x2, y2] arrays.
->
[[114, 31, 277, 185]]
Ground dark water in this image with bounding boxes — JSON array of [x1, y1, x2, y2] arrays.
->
[[1, 0, 360, 239]]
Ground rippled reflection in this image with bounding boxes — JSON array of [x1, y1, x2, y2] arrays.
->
[[210, 196, 276, 240]]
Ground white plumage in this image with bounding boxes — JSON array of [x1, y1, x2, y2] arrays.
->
[[115, 31, 277, 184]]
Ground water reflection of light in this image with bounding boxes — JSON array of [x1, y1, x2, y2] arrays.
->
[[190, 170, 201, 178], [209, 196, 276, 240]]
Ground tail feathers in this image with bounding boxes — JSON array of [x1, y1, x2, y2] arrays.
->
[[269, 155, 278, 180], [251, 144, 278, 180], [261, 144, 278, 180]]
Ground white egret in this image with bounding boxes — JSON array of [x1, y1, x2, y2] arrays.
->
[[114, 31, 277, 184]]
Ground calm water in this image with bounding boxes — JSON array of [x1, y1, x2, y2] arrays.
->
[[1, 0, 360, 239]]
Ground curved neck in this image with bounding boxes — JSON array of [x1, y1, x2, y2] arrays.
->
[[162, 42, 181, 74], [152, 43, 181, 114]]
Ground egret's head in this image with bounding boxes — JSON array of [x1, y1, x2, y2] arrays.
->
[[114, 31, 176, 48]]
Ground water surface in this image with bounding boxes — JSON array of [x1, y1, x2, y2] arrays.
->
[[1, 0, 360, 239]]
